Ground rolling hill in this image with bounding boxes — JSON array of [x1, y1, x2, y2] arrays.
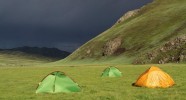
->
[[60, 0, 186, 65], [0, 47, 70, 67]]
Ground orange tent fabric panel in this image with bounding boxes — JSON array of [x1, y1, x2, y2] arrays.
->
[[134, 66, 175, 88]]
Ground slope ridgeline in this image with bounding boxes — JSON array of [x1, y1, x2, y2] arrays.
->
[[61, 0, 186, 64]]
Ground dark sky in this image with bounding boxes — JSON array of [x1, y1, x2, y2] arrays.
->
[[0, 0, 152, 52]]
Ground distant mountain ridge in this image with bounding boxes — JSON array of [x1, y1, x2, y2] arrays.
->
[[0, 46, 70, 66], [0, 46, 70, 59]]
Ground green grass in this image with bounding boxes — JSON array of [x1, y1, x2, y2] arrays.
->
[[0, 64, 186, 100], [53, 55, 134, 66]]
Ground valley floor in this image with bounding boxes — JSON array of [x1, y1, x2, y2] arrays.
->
[[0, 64, 186, 100]]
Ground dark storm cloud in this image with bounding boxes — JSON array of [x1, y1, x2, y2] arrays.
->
[[0, 0, 153, 52]]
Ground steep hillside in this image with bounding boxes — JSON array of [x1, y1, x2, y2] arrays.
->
[[0, 47, 70, 67], [60, 0, 186, 64]]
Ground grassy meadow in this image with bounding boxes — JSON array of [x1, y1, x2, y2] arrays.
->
[[0, 0, 186, 100], [0, 64, 186, 100]]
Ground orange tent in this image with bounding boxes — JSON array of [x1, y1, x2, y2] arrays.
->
[[134, 66, 175, 88]]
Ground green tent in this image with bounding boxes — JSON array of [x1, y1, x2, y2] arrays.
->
[[101, 66, 122, 77], [36, 71, 81, 93]]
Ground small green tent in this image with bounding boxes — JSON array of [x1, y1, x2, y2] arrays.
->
[[101, 66, 122, 77], [36, 71, 81, 93]]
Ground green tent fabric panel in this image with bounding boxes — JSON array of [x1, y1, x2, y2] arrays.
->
[[101, 67, 122, 77], [101, 68, 110, 77], [36, 71, 81, 93], [55, 75, 81, 93], [109, 67, 122, 77], [36, 75, 56, 93]]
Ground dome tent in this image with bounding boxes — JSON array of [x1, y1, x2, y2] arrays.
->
[[134, 66, 175, 88], [36, 71, 81, 93], [101, 66, 122, 77]]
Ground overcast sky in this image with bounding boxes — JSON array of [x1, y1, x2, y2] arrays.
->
[[0, 0, 152, 52]]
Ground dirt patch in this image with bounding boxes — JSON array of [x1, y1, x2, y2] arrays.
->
[[117, 9, 140, 23], [102, 37, 123, 56], [134, 35, 186, 64]]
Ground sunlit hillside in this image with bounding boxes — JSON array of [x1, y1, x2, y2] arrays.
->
[[60, 0, 186, 65]]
